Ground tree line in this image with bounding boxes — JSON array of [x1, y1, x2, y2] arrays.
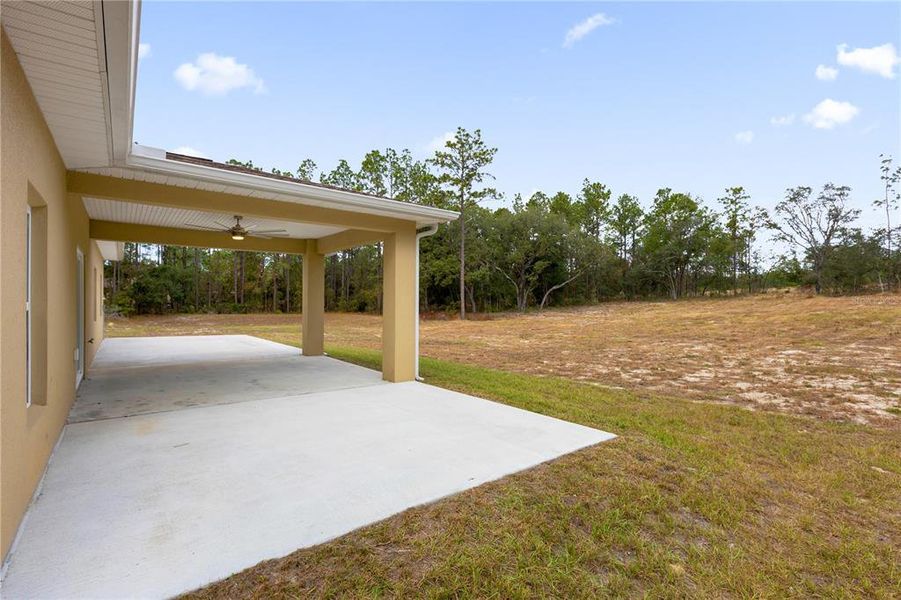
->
[[106, 128, 901, 316]]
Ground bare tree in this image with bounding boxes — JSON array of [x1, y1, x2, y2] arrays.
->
[[539, 272, 581, 310], [768, 184, 860, 294], [875, 154, 901, 288]]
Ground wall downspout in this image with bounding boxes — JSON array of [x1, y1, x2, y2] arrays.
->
[[415, 225, 439, 381]]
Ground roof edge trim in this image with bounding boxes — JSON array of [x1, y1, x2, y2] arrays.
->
[[126, 145, 460, 226]]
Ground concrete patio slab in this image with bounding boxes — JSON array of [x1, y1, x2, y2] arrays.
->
[[1, 336, 615, 599], [71, 336, 384, 422], [86, 334, 300, 369]]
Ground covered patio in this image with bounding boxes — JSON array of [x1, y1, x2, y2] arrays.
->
[[1, 336, 615, 598], [73, 144, 464, 384]]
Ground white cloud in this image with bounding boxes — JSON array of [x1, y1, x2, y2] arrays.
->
[[174, 53, 266, 95], [563, 13, 615, 48], [770, 114, 795, 126], [138, 43, 151, 60], [803, 99, 860, 129], [734, 130, 754, 144], [426, 131, 455, 153], [815, 64, 837, 81], [836, 43, 900, 79], [171, 146, 209, 159]]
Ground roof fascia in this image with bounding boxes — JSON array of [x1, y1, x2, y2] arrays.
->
[[101, 0, 140, 165]]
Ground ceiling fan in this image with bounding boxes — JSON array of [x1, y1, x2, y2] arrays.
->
[[184, 215, 289, 241]]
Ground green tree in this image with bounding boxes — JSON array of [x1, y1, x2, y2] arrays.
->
[[717, 187, 751, 295], [526, 191, 550, 211], [575, 179, 612, 240], [296, 159, 318, 181], [488, 203, 569, 311], [609, 194, 643, 264], [822, 229, 883, 293], [430, 127, 499, 319], [320, 159, 360, 190], [405, 159, 445, 207], [642, 189, 714, 299], [358, 150, 389, 196], [385, 148, 445, 206], [225, 158, 262, 171], [548, 191, 577, 223]]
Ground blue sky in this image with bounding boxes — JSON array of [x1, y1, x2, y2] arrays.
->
[[134, 2, 900, 235]]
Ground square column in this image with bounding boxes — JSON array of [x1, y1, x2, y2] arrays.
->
[[302, 241, 325, 356], [382, 227, 417, 382]]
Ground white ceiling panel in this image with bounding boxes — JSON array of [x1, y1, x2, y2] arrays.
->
[[82, 197, 348, 240]]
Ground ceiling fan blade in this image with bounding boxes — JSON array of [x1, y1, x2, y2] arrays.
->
[[248, 232, 290, 239], [247, 232, 273, 239], [213, 220, 233, 228], [251, 229, 288, 234], [184, 223, 224, 231]]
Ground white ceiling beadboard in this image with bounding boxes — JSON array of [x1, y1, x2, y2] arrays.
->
[[3, 1, 112, 169], [78, 165, 455, 226], [82, 197, 348, 240]]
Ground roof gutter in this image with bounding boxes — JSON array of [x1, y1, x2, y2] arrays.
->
[[415, 224, 440, 381], [102, 0, 142, 165]]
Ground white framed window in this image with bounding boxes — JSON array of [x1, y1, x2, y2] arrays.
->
[[26, 206, 32, 407], [75, 247, 85, 388]]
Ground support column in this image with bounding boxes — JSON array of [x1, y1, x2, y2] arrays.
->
[[382, 226, 417, 382], [302, 240, 325, 356]]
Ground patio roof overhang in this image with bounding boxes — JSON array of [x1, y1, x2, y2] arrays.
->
[[72, 144, 459, 255]]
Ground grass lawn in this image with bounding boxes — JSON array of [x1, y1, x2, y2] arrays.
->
[[172, 347, 900, 598]]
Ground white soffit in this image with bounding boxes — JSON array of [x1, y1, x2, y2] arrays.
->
[[3, 1, 110, 168], [82, 197, 348, 240]]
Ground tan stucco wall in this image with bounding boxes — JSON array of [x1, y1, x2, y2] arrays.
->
[[1, 29, 103, 560]]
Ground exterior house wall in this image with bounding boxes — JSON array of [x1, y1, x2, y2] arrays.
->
[[1, 29, 102, 560]]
